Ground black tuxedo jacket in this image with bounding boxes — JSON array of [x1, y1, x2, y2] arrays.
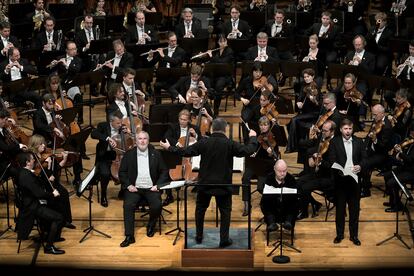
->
[[175, 19, 203, 39], [0, 128, 21, 161], [102, 51, 134, 80], [54, 55, 82, 89], [75, 28, 99, 52], [245, 46, 280, 63], [106, 101, 131, 121], [168, 76, 213, 99], [0, 58, 37, 82], [91, 122, 117, 162], [164, 122, 202, 147], [263, 21, 293, 38], [366, 25, 394, 54], [145, 46, 186, 68], [305, 23, 340, 49], [33, 30, 60, 50], [32, 108, 54, 143], [345, 50, 376, 74], [222, 19, 252, 40], [125, 24, 158, 45], [328, 135, 367, 172], [119, 145, 169, 190]]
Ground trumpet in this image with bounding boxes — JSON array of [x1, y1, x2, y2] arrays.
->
[[396, 57, 414, 77], [190, 47, 221, 60], [139, 46, 169, 56], [93, 57, 116, 71]]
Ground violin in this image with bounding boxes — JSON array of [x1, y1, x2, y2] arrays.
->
[[390, 101, 411, 127], [309, 110, 334, 140], [169, 128, 198, 181], [40, 147, 80, 168], [260, 102, 279, 122], [366, 120, 384, 142], [257, 131, 279, 160], [313, 137, 332, 172], [253, 75, 274, 93], [344, 87, 368, 107], [301, 81, 319, 107], [110, 126, 135, 183], [388, 137, 414, 156]]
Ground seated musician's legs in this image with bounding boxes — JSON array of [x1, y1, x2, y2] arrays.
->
[[35, 206, 65, 254], [260, 194, 278, 231], [144, 191, 162, 231], [97, 161, 111, 207], [122, 191, 141, 238]]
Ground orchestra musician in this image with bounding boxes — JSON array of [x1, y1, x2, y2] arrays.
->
[[15, 151, 65, 255], [175, 7, 202, 39], [130, 0, 157, 13], [93, 0, 109, 16], [125, 11, 158, 45], [222, 4, 252, 40], [383, 122, 414, 212], [261, 159, 298, 232], [241, 116, 279, 216], [120, 68, 146, 115], [360, 104, 393, 198], [386, 89, 412, 139], [32, 17, 62, 52], [396, 40, 414, 88], [160, 117, 257, 248], [300, 34, 326, 81], [184, 88, 214, 134], [119, 131, 168, 247], [168, 64, 212, 104], [91, 111, 129, 207], [245, 32, 280, 63], [329, 118, 366, 246], [296, 120, 335, 220], [106, 82, 139, 121], [337, 0, 369, 36], [0, 21, 20, 63], [25, 0, 52, 33], [27, 134, 76, 230]]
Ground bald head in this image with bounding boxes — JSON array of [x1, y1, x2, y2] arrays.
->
[[274, 159, 288, 182], [372, 104, 385, 122]]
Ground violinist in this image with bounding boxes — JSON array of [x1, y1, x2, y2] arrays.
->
[[335, 73, 364, 132], [296, 120, 336, 220], [361, 104, 393, 198], [241, 116, 279, 216], [387, 89, 412, 139], [286, 68, 321, 153], [119, 131, 168, 247], [15, 152, 65, 255], [27, 134, 75, 230], [162, 109, 201, 206], [236, 61, 277, 143], [91, 111, 129, 207], [168, 64, 212, 104], [184, 88, 214, 136], [383, 122, 414, 212], [32, 94, 66, 148]]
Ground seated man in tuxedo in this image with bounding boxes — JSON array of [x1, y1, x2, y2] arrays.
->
[[396, 40, 414, 89], [261, 159, 299, 232], [175, 7, 202, 39], [119, 131, 168, 247], [33, 16, 62, 52], [0, 21, 20, 64], [125, 11, 158, 45], [0, 47, 41, 108], [245, 32, 279, 63], [222, 4, 252, 40]]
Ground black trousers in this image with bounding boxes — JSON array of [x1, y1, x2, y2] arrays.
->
[[195, 191, 232, 243], [241, 167, 266, 201], [95, 160, 112, 198], [362, 151, 388, 190], [286, 112, 318, 152], [383, 169, 414, 207], [123, 189, 162, 236], [335, 175, 360, 238], [10, 90, 42, 109], [35, 205, 64, 245], [48, 183, 72, 223], [297, 173, 333, 212], [260, 194, 298, 225]]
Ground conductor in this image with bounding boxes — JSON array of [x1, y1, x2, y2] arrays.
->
[[160, 118, 257, 247]]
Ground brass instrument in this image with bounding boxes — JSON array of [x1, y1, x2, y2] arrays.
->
[[201, 0, 218, 15], [255, 0, 267, 11], [391, 0, 406, 16], [396, 57, 414, 78], [139, 46, 169, 56], [33, 9, 46, 31], [298, 0, 312, 12], [191, 47, 221, 60], [341, 0, 356, 7]]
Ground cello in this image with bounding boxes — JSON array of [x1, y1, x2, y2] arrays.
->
[[110, 125, 135, 183], [191, 91, 211, 136], [169, 128, 198, 181], [56, 83, 81, 135]]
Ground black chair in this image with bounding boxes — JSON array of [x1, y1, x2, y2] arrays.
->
[[312, 190, 336, 222], [266, 220, 295, 247], [134, 68, 154, 95], [134, 198, 165, 235]]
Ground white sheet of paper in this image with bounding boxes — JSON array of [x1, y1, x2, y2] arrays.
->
[[331, 162, 358, 183], [263, 184, 297, 194], [160, 180, 186, 190], [191, 156, 244, 171]]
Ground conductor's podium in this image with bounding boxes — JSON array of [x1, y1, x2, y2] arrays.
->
[[182, 228, 254, 268]]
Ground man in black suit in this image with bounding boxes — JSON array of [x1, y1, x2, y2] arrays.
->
[[222, 5, 252, 40], [338, 0, 368, 36], [245, 32, 279, 63], [160, 117, 257, 248], [97, 39, 134, 95], [16, 151, 65, 255], [329, 118, 366, 246], [119, 131, 168, 247], [0, 21, 20, 63], [365, 12, 394, 75], [360, 104, 394, 198], [175, 7, 202, 39], [396, 41, 414, 88], [25, 0, 52, 33], [0, 47, 41, 108], [90, 111, 127, 207], [261, 159, 299, 232], [33, 17, 62, 52], [125, 11, 158, 45]]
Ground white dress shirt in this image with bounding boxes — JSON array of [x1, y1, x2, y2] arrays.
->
[[111, 54, 122, 79], [271, 23, 282, 37], [166, 47, 175, 68], [42, 107, 53, 124], [115, 99, 128, 118], [135, 148, 153, 189], [375, 27, 385, 43], [318, 24, 329, 37], [342, 137, 354, 170]]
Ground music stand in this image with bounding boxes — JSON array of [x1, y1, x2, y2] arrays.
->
[[89, 39, 113, 55], [77, 166, 111, 243], [0, 164, 13, 238], [160, 150, 185, 245], [143, 123, 170, 142], [55, 107, 79, 126], [376, 171, 413, 249], [264, 185, 301, 263], [149, 103, 185, 124]]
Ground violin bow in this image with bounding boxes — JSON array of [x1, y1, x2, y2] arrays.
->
[[32, 152, 55, 190], [240, 117, 251, 131]]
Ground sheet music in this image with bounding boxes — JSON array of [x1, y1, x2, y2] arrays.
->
[[331, 162, 358, 183], [159, 180, 186, 190], [263, 184, 297, 194], [78, 166, 96, 195], [191, 156, 244, 171]]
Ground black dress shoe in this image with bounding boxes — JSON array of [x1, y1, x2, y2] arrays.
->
[[195, 234, 203, 244], [101, 197, 108, 207], [297, 211, 309, 220], [383, 201, 391, 207], [385, 206, 404, 213], [283, 221, 293, 231], [267, 222, 279, 232], [54, 237, 66, 242], [333, 236, 344, 244], [311, 201, 323, 217], [162, 196, 174, 206], [64, 222, 76, 229], [120, 236, 135, 247], [360, 189, 371, 198], [350, 237, 361, 246], [118, 190, 124, 200], [219, 238, 233, 248], [44, 245, 65, 255], [146, 225, 155, 237]]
